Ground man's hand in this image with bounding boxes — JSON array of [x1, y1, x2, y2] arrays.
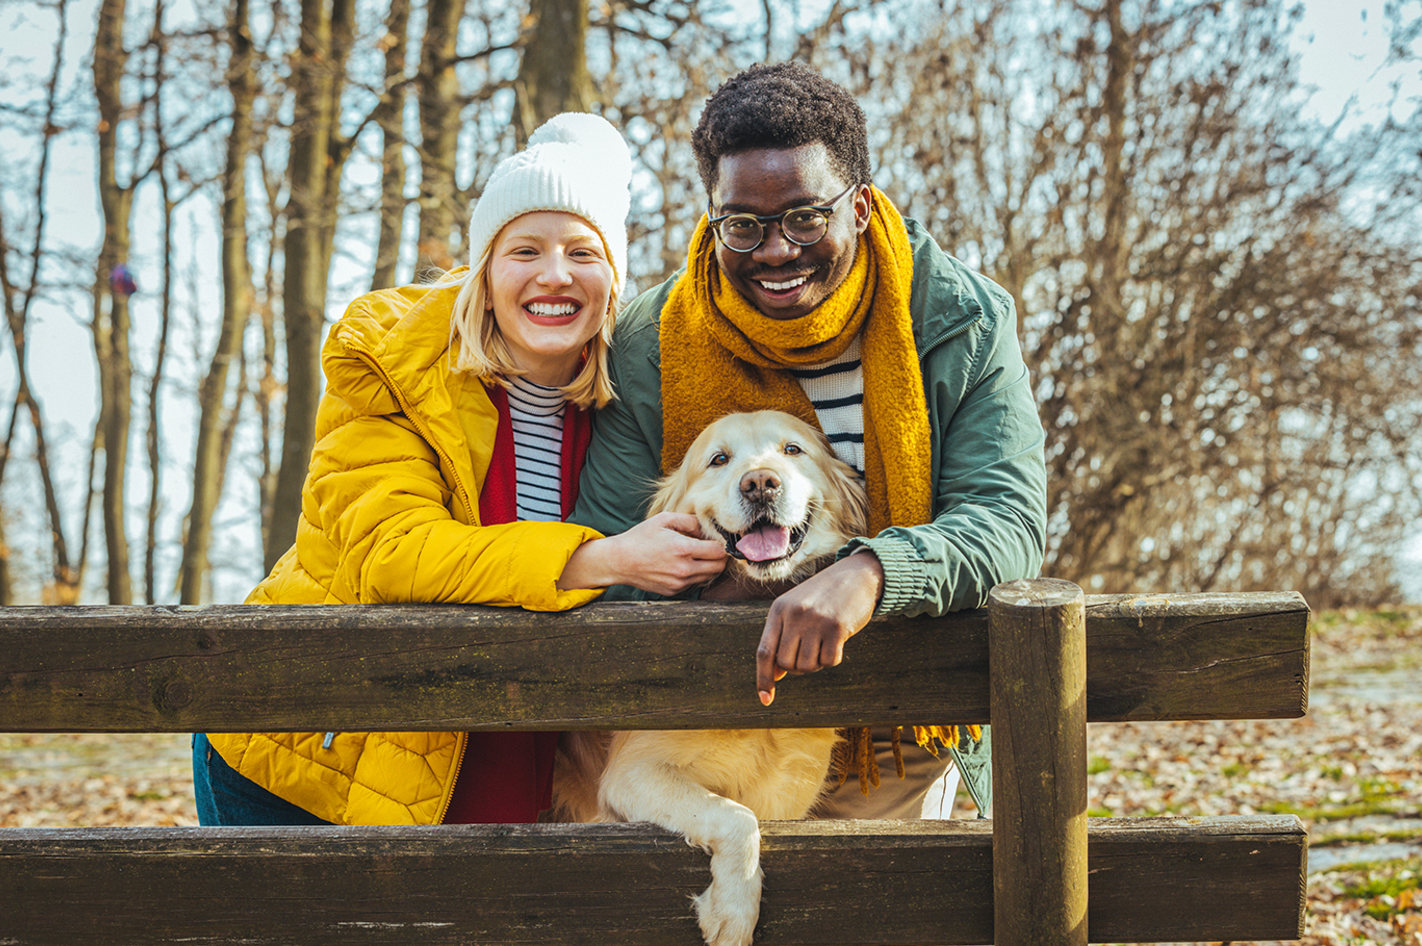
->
[[755, 551, 884, 706]]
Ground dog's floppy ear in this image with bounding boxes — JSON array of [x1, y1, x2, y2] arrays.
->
[[649, 418, 718, 516], [826, 458, 870, 537], [646, 462, 693, 516]]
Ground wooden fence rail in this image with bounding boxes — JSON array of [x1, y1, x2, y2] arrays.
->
[[0, 583, 1311, 946], [0, 591, 1308, 731]]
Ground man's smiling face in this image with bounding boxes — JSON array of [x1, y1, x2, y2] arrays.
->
[[710, 143, 871, 322]]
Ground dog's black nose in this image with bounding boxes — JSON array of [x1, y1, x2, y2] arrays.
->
[[740, 469, 781, 504]]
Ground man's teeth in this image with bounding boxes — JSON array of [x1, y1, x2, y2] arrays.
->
[[528, 302, 577, 316], [758, 276, 808, 292]]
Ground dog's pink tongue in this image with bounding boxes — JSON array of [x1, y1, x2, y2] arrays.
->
[[736, 524, 791, 562]]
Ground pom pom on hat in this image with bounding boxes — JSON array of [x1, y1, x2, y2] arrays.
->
[[528, 112, 633, 181], [467, 113, 632, 292]]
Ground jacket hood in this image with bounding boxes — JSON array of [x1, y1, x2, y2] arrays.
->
[[322, 273, 469, 418]]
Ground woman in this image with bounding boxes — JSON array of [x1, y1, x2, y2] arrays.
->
[[194, 114, 727, 827]]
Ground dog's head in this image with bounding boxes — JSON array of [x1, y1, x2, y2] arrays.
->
[[648, 411, 869, 584]]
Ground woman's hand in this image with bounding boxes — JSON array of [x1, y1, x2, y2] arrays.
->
[[558, 512, 728, 595]]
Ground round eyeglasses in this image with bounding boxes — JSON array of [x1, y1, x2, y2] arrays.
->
[[707, 183, 859, 253]]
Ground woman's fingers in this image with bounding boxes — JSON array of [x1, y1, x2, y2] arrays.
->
[[611, 515, 726, 594]]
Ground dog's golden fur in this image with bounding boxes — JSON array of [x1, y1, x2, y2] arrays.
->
[[552, 411, 868, 946], [649, 410, 868, 586]]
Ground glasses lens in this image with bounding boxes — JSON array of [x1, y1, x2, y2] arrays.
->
[[714, 202, 836, 251], [719, 215, 763, 251], [781, 209, 828, 245]]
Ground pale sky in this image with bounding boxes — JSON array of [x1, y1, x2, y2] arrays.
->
[[1294, 0, 1417, 126]]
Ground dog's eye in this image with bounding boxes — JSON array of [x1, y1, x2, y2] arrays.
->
[[710, 452, 729, 467], [784, 443, 802, 456]]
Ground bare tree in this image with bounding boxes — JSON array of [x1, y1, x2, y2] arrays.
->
[[514, 0, 595, 141], [595, 0, 733, 285], [0, 217, 65, 610], [180, 0, 256, 602], [370, 0, 412, 290], [852, 0, 1422, 604], [252, 140, 285, 569], [141, 0, 176, 605], [0, 0, 82, 604], [267, 0, 356, 571], [412, 0, 468, 272], [92, 0, 138, 603]]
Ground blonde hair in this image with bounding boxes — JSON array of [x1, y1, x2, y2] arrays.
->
[[445, 244, 619, 410]]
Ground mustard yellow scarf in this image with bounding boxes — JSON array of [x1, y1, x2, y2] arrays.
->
[[660, 186, 931, 536]]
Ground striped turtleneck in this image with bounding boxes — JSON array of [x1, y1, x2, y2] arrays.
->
[[506, 376, 568, 522], [790, 335, 866, 474]]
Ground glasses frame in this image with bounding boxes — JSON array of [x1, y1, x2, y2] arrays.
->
[[707, 183, 860, 253]]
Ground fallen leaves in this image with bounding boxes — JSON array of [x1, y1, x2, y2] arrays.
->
[[1394, 911, 1422, 946], [0, 732, 197, 828]]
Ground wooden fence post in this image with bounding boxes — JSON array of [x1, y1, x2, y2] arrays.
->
[[989, 578, 1088, 946]]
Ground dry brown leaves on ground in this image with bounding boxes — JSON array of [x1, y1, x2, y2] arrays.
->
[[0, 732, 195, 828], [1086, 606, 1422, 946]]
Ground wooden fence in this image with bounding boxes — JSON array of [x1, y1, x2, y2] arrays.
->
[[0, 579, 1310, 945]]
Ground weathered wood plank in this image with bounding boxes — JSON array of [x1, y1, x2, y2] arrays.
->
[[990, 580, 1088, 946], [0, 593, 1309, 733], [1083, 592, 1311, 720], [0, 817, 1306, 945]]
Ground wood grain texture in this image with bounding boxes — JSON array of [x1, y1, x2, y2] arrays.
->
[[0, 816, 1307, 946], [990, 579, 1088, 946], [0, 593, 1310, 732]]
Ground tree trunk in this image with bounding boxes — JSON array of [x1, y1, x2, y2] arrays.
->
[[0, 0, 79, 605], [371, 0, 411, 290], [254, 156, 282, 569], [316, 0, 355, 290], [142, 0, 173, 605], [268, 0, 342, 572], [144, 161, 172, 606], [1094, 0, 1131, 322], [514, 0, 594, 143], [414, 0, 466, 272], [182, 0, 254, 602], [93, 0, 133, 604]]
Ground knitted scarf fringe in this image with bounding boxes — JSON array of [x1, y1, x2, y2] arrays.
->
[[833, 725, 985, 795]]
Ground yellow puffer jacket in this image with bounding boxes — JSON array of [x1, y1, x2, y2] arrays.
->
[[209, 277, 604, 825]]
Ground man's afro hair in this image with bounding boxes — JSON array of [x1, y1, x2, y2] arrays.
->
[[692, 62, 872, 196]]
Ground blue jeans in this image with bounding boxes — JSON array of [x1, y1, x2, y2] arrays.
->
[[192, 733, 331, 826]]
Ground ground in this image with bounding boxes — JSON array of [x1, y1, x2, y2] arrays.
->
[[2, 606, 1419, 945], [1081, 606, 1422, 946]]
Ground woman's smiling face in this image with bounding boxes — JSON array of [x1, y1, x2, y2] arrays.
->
[[486, 211, 613, 386]]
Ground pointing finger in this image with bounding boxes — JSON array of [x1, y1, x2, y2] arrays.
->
[[756, 617, 782, 706]]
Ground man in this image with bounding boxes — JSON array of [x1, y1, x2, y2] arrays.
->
[[572, 62, 1047, 819]]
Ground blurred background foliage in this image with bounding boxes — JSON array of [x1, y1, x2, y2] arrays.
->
[[0, 0, 1418, 607]]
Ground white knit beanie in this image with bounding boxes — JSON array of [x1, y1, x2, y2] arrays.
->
[[466, 113, 632, 293]]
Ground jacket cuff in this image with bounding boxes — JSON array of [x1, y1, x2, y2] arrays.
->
[[839, 534, 928, 616], [508, 525, 606, 612]]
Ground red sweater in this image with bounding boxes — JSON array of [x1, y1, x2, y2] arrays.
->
[[443, 384, 591, 824]]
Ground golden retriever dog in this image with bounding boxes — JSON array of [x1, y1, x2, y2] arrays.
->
[[650, 409, 869, 588], [554, 410, 868, 946]]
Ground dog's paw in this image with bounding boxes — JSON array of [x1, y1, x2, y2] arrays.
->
[[691, 868, 762, 946], [690, 812, 762, 946]]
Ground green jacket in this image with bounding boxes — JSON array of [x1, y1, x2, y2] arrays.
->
[[571, 218, 1048, 813]]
